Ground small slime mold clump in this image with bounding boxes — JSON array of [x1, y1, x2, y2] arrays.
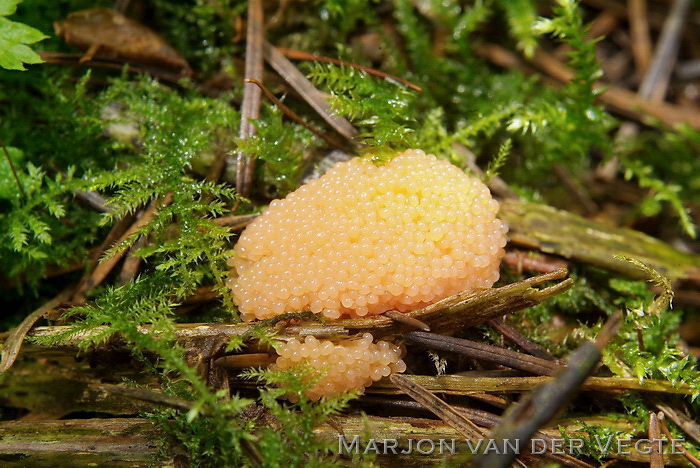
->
[[272, 334, 406, 401]]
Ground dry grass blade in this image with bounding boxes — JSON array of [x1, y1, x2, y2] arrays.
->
[[235, 0, 265, 197], [389, 373, 484, 442], [0, 288, 72, 375], [263, 41, 358, 141]]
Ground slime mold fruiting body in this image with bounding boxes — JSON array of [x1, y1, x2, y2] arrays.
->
[[272, 334, 406, 401], [227, 149, 507, 321]]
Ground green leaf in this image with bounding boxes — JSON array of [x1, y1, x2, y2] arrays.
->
[[0, 7, 47, 71], [0, 0, 20, 16]]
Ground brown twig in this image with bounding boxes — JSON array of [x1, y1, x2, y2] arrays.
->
[[263, 41, 358, 142], [234, 0, 265, 197], [551, 162, 598, 216], [0, 288, 73, 375], [74, 189, 112, 213], [389, 373, 484, 442], [502, 249, 570, 275], [244, 78, 348, 151], [658, 412, 700, 468], [628, 0, 653, 76], [638, 0, 692, 102], [404, 331, 560, 376], [277, 47, 423, 92], [205, 151, 228, 184], [649, 397, 700, 446], [487, 318, 556, 361], [473, 43, 700, 130], [116, 236, 146, 286], [648, 412, 664, 468], [72, 193, 172, 303], [211, 213, 259, 230], [37, 52, 223, 95], [97, 383, 195, 413], [213, 353, 276, 369], [384, 310, 430, 332]]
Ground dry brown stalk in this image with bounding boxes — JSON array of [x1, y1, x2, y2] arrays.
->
[[234, 0, 265, 197], [473, 43, 700, 130], [263, 42, 358, 141], [72, 193, 173, 303]]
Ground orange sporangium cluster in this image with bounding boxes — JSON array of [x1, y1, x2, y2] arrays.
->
[[227, 148, 507, 321], [272, 334, 406, 402]]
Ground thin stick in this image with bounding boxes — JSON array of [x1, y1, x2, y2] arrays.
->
[[658, 412, 700, 468], [212, 213, 259, 230], [487, 318, 556, 361], [649, 397, 700, 446], [628, 0, 653, 76], [263, 42, 359, 141], [389, 373, 484, 442], [277, 47, 423, 92], [37, 52, 220, 94], [235, 0, 265, 197], [0, 288, 73, 375], [551, 162, 598, 216], [473, 43, 700, 130], [0, 139, 26, 199], [384, 310, 430, 332], [502, 249, 569, 275], [74, 189, 112, 213], [116, 236, 146, 286], [213, 353, 276, 369], [637, 0, 692, 102], [97, 383, 195, 413], [404, 331, 560, 376], [648, 412, 664, 468], [244, 78, 347, 151], [72, 193, 172, 303]]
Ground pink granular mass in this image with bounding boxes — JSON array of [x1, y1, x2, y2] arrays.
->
[[273, 334, 406, 402], [227, 149, 507, 321]]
